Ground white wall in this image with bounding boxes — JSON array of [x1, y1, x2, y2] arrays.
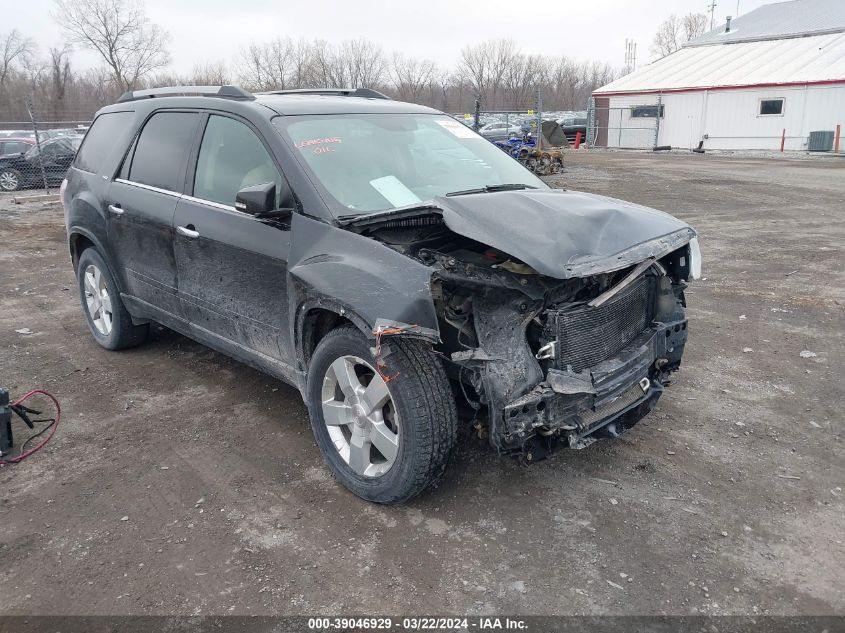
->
[[604, 84, 845, 150], [603, 94, 662, 149]]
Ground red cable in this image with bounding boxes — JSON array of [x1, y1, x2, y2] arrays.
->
[[0, 389, 61, 465]]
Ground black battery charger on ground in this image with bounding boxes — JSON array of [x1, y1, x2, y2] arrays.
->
[[0, 388, 12, 454], [1, 386, 39, 456], [0, 387, 60, 463]]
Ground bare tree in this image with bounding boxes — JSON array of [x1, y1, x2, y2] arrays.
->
[[487, 40, 520, 107], [48, 45, 72, 118], [682, 13, 708, 41], [391, 53, 436, 103], [459, 40, 538, 109], [546, 56, 580, 108], [52, 0, 170, 91], [189, 61, 230, 86], [1, 26, 623, 126], [238, 38, 310, 90], [651, 14, 682, 58], [0, 29, 36, 89], [458, 41, 492, 104], [334, 39, 387, 87], [651, 12, 708, 58]]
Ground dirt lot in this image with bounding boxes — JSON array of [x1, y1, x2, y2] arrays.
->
[[1, 152, 842, 617]]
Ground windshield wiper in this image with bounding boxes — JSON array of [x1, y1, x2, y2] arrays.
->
[[445, 183, 538, 197], [336, 203, 443, 226]]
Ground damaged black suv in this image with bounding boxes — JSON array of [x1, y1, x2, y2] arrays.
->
[[62, 86, 700, 503]]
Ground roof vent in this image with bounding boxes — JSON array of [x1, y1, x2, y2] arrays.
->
[[725, 16, 732, 33]]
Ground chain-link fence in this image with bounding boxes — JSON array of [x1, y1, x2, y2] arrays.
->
[[0, 100, 92, 195], [445, 92, 582, 175], [450, 90, 587, 146], [587, 96, 662, 149]]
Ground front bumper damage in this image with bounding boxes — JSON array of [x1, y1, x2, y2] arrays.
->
[[501, 319, 687, 456], [449, 266, 689, 460]]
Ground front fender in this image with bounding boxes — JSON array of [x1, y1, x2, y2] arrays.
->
[[288, 213, 440, 341]]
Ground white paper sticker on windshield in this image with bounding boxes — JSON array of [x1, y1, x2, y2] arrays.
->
[[369, 175, 422, 207], [436, 119, 478, 139]]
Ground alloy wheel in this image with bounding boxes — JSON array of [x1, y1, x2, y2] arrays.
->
[[321, 355, 399, 478], [83, 264, 113, 335], [0, 170, 19, 191]]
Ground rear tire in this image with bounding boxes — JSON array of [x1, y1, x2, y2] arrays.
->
[[0, 168, 22, 191], [76, 248, 148, 350], [306, 325, 457, 504]]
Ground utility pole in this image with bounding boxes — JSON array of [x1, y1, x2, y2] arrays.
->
[[707, 1, 718, 29], [624, 39, 637, 75]]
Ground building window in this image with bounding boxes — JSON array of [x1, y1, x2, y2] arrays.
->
[[631, 105, 664, 118], [759, 99, 784, 116]]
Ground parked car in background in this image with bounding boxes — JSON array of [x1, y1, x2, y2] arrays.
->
[[479, 121, 524, 142], [558, 116, 588, 142], [41, 127, 90, 140], [0, 130, 36, 140], [0, 137, 36, 159], [0, 135, 82, 191]]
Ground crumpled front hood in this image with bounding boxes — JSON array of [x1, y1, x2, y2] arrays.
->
[[435, 189, 696, 279]]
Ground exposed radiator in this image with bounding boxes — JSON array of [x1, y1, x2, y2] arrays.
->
[[547, 274, 656, 372]]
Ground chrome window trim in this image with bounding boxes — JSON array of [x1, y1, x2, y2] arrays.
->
[[113, 179, 248, 216], [181, 194, 241, 214], [114, 178, 180, 197]]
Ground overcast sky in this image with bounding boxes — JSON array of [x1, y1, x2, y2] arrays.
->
[[10, 0, 774, 75]]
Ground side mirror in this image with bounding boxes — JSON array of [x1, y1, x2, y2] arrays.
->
[[235, 181, 295, 220], [235, 182, 275, 215]]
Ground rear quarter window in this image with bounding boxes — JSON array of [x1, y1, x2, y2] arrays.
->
[[127, 111, 199, 192], [75, 111, 134, 173]]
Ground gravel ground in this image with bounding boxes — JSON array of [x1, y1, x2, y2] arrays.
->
[[0, 151, 842, 616]]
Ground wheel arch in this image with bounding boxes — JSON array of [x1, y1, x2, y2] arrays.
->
[[294, 299, 370, 372], [287, 214, 441, 370], [68, 228, 125, 294]]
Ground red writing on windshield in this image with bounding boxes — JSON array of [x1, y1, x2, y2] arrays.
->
[[295, 137, 342, 149]]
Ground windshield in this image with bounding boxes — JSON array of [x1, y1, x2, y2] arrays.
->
[[274, 113, 547, 217]]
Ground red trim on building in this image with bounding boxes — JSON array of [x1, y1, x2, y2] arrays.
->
[[595, 78, 845, 98]]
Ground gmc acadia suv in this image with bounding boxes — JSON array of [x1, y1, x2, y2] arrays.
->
[[62, 86, 700, 504]]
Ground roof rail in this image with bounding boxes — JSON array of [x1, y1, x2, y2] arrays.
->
[[258, 88, 391, 100], [117, 85, 255, 103]]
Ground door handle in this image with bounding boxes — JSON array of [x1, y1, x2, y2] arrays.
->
[[176, 225, 199, 239], [108, 204, 124, 216]]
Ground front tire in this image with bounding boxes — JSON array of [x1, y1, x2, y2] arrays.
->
[[306, 325, 457, 504], [76, 248, 149, 350]]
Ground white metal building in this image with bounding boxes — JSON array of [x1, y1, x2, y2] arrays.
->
[[592, 0, 845, 151]]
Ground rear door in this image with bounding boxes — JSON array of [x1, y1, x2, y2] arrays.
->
[[173, 113, 294, 366], [107, 110, 201, 320]]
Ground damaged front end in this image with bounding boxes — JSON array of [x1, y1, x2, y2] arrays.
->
[[433, 247, 691, 460], [341, 190, 698, 461]]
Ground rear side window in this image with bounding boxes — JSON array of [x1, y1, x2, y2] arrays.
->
[[75, 112, 133, 173], [127, 111, 199, 192], [2, 141, 26, 154]]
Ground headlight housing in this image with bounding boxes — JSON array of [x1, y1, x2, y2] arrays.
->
[[688, 237, 702, 280]]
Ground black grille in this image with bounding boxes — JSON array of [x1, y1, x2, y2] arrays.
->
[[550, 275, 655, 372]]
